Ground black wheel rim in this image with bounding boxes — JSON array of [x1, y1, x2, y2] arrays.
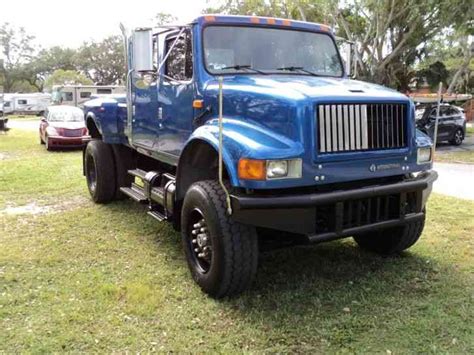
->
[[186, 208, 213, 274], [86, 155, 97, 194]]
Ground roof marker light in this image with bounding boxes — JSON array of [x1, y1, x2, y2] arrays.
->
[[250, 17, 260, 23], [282, 19, 291, 26], [204, 15, 216, 22], [267, 18, 276, 25]]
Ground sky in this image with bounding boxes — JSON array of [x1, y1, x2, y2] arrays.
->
[[0, 0, 209, 48]]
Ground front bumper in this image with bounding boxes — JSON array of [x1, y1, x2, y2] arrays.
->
[[231, 171, 438, 241]]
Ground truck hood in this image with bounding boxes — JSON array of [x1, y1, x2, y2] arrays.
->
[[203, 75, 410, 142], [204, 75, 408, 102]]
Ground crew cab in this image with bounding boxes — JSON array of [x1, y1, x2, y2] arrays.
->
[[82, 15, 437, 298]]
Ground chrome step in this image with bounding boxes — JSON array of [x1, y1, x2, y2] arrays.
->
[[147, 210, 166, 221], [120, 186, 147, 203], [128, 169, 147, 180]]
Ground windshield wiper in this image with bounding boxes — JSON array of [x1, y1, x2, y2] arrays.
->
[[220, 64, 267, 75], [276, 66, 321, 77]]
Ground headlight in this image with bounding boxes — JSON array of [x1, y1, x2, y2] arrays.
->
[[238, 158, 302, 180], [417, 147, 432, 164], [46, 126, 58, 135], [267, 160, 288, 178]]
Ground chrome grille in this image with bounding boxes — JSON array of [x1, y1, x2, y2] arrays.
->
[[317, 103, 407, 153]]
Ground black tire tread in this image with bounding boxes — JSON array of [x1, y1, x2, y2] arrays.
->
[[85, 140, 116, 203], [185, 180, 258, 298], [354, 215, 425, 255]]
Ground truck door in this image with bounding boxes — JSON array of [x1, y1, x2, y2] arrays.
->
[[130, 35, 160, 150], [156, 29, 194, 158]]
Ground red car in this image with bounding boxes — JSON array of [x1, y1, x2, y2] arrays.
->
[[39, 106, 89, 150]]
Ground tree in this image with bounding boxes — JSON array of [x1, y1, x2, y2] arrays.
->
[[416, 61, 449, 90], [0, 23, 35, 92], [205, 0, 473, 91], [153, 12, 178, 26], [21, 46, 77, 92], [75, 35, 125, 85], [44, 69, 93, 90]]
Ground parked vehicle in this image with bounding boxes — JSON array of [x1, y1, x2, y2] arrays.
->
[[82, 15, 437, 298], [39, 106, 88, 150], [52, 85, 125, 108], [2, 93, 51, 116], [415, 103, 467, 145]]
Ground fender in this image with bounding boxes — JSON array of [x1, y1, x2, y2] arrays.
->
[[182, 117, 304, 187]]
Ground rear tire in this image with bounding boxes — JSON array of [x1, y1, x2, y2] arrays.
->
[[449, 129, 464, 146], [84, 140, 116, 203], [353, 213, 425, 255], [181, 180, 258, 298]]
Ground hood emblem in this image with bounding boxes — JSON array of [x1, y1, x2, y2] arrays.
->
[[369, 164, 376, 172]]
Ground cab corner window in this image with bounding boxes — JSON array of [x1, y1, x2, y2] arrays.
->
[[164, 30, 193, 81]]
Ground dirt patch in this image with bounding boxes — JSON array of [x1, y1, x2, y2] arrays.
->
[[0, 196, 89, 216]]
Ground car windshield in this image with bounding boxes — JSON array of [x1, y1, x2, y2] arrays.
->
[[49, 110, 83, 122], [203, 25, 343, 77]]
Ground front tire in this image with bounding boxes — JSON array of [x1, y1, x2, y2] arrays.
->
[[181, 180, 258, 298], [353, 214, 425, 255], [84, 140, 116, 203]]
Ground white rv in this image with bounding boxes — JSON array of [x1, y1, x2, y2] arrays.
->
[[52, 85, 125, 107], [1, 93, 51, 116]]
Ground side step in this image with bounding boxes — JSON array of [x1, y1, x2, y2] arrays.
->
[[147, 210, 166, 222], [119, 184, 147, 203]]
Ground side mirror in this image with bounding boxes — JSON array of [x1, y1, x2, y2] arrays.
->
[[337, 38, 355, 78], [132, 28, 154, 72]]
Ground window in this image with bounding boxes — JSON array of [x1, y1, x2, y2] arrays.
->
[[61, 92, 73, 102], [18, 99, 28, 105], [203, 26, 343, 77], [164, 30, 193, 81], [97, 89, 112, 94], [80, 92, 92, 98]]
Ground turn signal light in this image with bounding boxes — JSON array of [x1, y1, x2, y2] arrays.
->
[[193, 99, 204, 109], [238, 159, 266, 180]]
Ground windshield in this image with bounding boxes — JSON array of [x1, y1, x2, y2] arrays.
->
[[49, 110, 84, 122], [203, 26, 343, 77]]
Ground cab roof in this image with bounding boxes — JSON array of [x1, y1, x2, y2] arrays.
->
[[193, 14, 333, 34]]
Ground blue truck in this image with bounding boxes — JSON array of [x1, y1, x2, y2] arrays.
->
[[82, 15, 437, 298]]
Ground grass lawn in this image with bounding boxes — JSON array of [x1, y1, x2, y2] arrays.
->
[[1, 127, 473, 352], [435, 151, 474, 164]]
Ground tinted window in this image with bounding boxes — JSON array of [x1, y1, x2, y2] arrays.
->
[[97, 89, 112, 94], [80, 92, 92, 98], [204, 26, 343, 77], [18, 99, 27, 105], [165, 30, 193, 81]]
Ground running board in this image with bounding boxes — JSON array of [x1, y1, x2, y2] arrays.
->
[[120, 186, 147, 203], [147, 210, 166, 221]]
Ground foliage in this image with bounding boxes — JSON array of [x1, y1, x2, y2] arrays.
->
[[0, 23, 35, 92], [416, 61, 450, 90], [205, 0, 473, 92], [75, 36, 125, 85], [153, 12, 178, 26], [43, 69, 93, 90]]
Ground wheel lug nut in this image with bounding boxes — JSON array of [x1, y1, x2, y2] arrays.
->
[[193, 223, 202, 229], [192, 230, 198, 235], [192, 239, 197, 244], [200, 227, 207, 232], [194, 248, 199, 253], [198, 253, 204, 258]]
